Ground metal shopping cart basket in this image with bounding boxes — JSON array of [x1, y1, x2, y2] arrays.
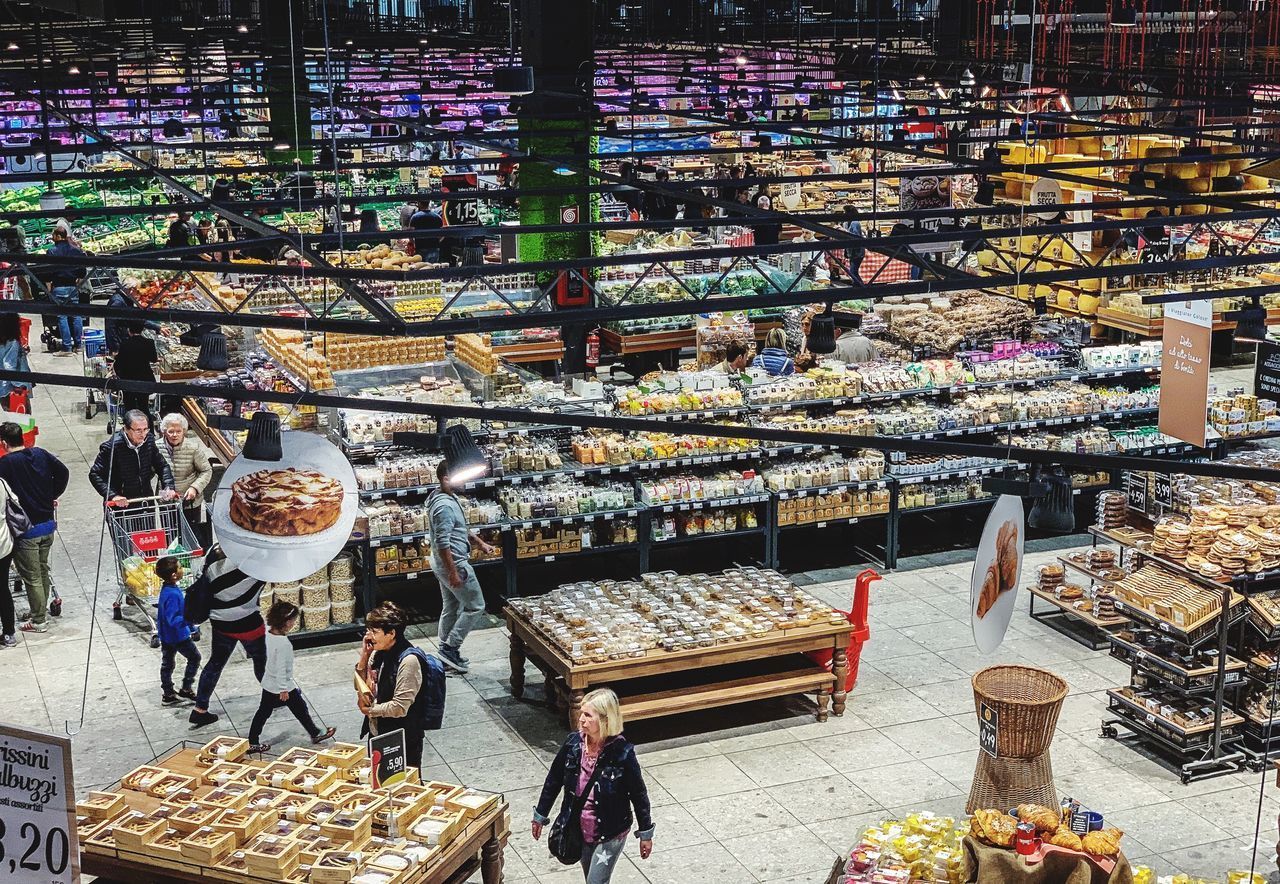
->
[[105, 496, 206, 648]]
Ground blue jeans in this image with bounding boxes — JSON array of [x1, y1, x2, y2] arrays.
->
[[432, 559, 486, 651], [50, 285, 82, 350], [580, 836, 627, 883], [195, 628, 266, 709], [160, 639, 201, 694]]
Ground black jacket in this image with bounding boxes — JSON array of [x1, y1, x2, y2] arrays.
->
[[534, 732, 655, 843], [89, 432, 175, 500]]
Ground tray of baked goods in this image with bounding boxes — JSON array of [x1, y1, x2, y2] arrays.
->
[[1108, 628, 1246, 693], [1244, 647, 1280, 684], [77, 738, 505, 883], [1059, 548, 1129, 584], [1107, 685, 1245, 749], [1029, 563, 1128, 628], [1246, 594, 1280, 642], [1107, 564, 1247, 646]]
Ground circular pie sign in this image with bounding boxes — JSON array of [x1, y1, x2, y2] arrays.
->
[[970, 494, 1025, 653], [211, 432, 358, 582]]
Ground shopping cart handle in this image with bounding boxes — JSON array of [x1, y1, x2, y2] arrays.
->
[[106, 494, 175, 507]]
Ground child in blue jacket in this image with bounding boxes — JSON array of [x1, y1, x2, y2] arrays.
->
[[156, 556, 201, 705]]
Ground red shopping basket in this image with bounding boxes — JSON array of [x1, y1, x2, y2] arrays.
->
[[806, 567, 880, 693]]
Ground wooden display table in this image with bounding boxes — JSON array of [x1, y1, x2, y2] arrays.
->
[[81, 747, 511, 884], [505, 609, 854, 727]]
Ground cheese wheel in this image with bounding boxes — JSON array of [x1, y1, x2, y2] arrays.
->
[[1244, 174, 1269, 190], [978, 249, 997, 269], [1169, 162, 1199, 179], [1060, 138, 1080, 154], [1079, 276, 1102, 292], [1013, 284, 1031, 300], [1146, 146, 1179, 160], [1199, 161, 1231, 178], [1179, 203, 1208, 215], [1055, 288, 1074, 308], [1185, 178, 1211, 194], [1228, 158, 1251, 174], [1036, 284, 1055, 301], [1078, 293, 1100, 315], [1004, 179, 1023, 199], [1078, 137, 1103, 155]]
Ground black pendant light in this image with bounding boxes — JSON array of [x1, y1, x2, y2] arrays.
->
[[1027, 467, 1076, 533], [243, 411, 283, 462], [1110, 3, 1137, 27], [807, 303, 837, 355], [973, 179, 997, 206], [196, 328, 229, 371], [1230, 295, 1269, 344], [441, 425, 487, 483]]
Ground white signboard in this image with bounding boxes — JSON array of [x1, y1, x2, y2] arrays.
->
[[779, 182, 802, 210], [970, 495, 1026, 653], [0, 723, 79, 883], [1072, 192, 1093, 252], [1029, 178, 1062, 220], [1164, 298, 1212, 327]]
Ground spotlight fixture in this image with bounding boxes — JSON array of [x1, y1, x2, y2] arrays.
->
[[236, 24, 249, 33], [67, 65, 80, 74], [273, 141, 291, 151], [493, 65, 534, 95], [196, 328, 229, 371], [1110, 3, 1137, 26], [710, 97, 726, 112], [1230, 296, 1269, 344], [605, 118, 618, 133], [428, 106, 442, 124], [732, 108, 749, 123], [441, 426, 488, 484], [735, 54, 747, 66], [243, 411, 283, 462], [752, 134, 773, 152], [807, 304, 837, 355], [5, 43, 17, 51], [552, 166, 577, 176], [973, 180, 997, 206]]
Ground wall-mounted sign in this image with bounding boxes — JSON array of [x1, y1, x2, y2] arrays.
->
[[1254, 340, 1280, 399], [1072, 192, 1093, 252], [1029, 178, 1062, 220], [0, 723, 79, 884], [1158, 299, 1212, 448], [560, 204, 580, 224], [970, 494, 1025, 653], [779, 182, 802, 210]]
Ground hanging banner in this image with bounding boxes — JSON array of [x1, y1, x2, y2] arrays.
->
[[1072, 192, 1093, 252], [1158, 299, 1212, 448], [0, 723, 80, 884], [970, 494, 1025, 653]]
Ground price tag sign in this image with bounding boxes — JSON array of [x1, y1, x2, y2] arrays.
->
[[368, 728, 409, 791], [978, 703, 999, 759], [129, 529, 167, 555], [0, 723, 79, 883]]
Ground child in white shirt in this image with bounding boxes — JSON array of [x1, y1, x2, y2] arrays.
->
[[248, 600, 336, 753]]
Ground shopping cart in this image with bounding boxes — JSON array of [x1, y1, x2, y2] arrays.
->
[[105, 496, 206, 648]]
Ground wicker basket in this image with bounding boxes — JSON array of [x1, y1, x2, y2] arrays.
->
[[971, 665, 1068, 758], [966, 752, 1057, 814]]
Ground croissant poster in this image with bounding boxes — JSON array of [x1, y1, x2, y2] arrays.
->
[[1158, 298, 1212, 448], [970, 494, 1025, 653], [211, 432, 358, 582]]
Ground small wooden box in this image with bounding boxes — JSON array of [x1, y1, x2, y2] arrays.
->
[[202, 781, 254, 811], [143, 827, 189, 863], [275, 793, 319, 822], [120, 764, 169, 794], [113, 810, 170, 851], [292, 765, 340, 795], [243, 785, 291, 811], [201, 761, 254, 787], [318, 742, 367, 771], [167, 802, 223, 835], [76, 790, 127, 820], [83, 814, 130, 855], [277, 747, 320, 767], [407, 806, 464, 847], [179, 825, 237, 865], [197, 736, 250, 766], [319, 808, 374, 845], [443, 788, 500, 821], [243, 832, 302, 878], [210, 806, 279, 845], [257, 760, 306, 788], [309, 848, 365, 884]]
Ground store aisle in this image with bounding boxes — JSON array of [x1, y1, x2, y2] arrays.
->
[[3, 351, 1277, 883]]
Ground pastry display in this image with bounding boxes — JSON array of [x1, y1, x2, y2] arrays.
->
[[969, 809, 1018, 847], [1048, 829, 1083, 851], [229, 468, 345, 536], [507, 568, 845, 661], [1015, 803, 1059, 834]]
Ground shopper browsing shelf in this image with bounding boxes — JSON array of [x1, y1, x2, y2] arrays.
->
[[247, 600, 336, 754], [155, 556, 200, 705], [751, 327, 795, 376], [111, 323, 160, 421], [37, 225, 87, 355], [188, 546, 267, 728], [88, 410, 177, 505], [0, 422, 69, 637], [832, 312, 877, 364], [714, 341, 751, 375], [355, 602, 446, 771], [427, 460, 497, 673], [532, 688, 655, 882]]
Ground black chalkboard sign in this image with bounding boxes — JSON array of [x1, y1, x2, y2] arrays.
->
[[1255, 340, 1280, 399]]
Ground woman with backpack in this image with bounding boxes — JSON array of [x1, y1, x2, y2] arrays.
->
[[355, 601, 446, 771]]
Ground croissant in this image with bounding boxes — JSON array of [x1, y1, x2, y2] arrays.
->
[[971, 809, 1018, 847], [1081, 827, 1123, 856], [976, 564, 1003, 618], [1048, 829, 1083, 851], [1015, 804, 1060, 834], [996, 520, 1020, 591]]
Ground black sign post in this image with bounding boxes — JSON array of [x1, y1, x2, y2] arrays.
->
[[369, 728, 409, 791], [1255, 341, 1280, 399], [979, 702, 999, 759]]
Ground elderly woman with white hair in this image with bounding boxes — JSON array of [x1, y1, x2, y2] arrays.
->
[[532, 688, 654, 882], [158, 412, 214, 546]]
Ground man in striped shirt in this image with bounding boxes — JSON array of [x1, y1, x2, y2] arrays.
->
[[189, 548, 267, 727]]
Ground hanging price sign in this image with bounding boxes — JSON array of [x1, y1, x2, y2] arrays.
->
[[0, 724, 79, 883]]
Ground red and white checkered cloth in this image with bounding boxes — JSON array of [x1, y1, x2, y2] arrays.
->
[[859, 252, 912, 285]]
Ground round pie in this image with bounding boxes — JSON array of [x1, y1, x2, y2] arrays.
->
[[230, 468, 344, 536]]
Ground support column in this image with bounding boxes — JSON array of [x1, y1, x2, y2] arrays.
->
[[518, 0, 594, 373]]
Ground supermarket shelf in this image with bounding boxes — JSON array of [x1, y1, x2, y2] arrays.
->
[[289, 620, 365, 649], [651, 526, 767, 545], [1106, 689, 1244, 737], [514, 543, 641, 564], [1058, 555, 1129, 584], [644, 494, 771, 513], [900, 496, 997, 514], [893, 464, 1013, 485], [775, 478, 891, 499], [1028, 585, 1129, 628], [778, 512, 889, 531], [889, 407, 1160, 441], [504, 508, 642, 530]]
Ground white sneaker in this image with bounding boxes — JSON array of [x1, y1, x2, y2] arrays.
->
[[0, 634, 16, 647]]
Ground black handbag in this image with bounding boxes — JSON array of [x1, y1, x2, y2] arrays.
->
[[548, 757, 605, 865]]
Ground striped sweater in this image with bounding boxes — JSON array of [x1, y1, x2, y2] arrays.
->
[[202, 556, 266, 639]]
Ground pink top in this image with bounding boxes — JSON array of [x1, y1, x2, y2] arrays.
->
[[577, 736, 624, 844]]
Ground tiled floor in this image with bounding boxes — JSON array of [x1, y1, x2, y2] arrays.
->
[[5, 350, 1280, 882]]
